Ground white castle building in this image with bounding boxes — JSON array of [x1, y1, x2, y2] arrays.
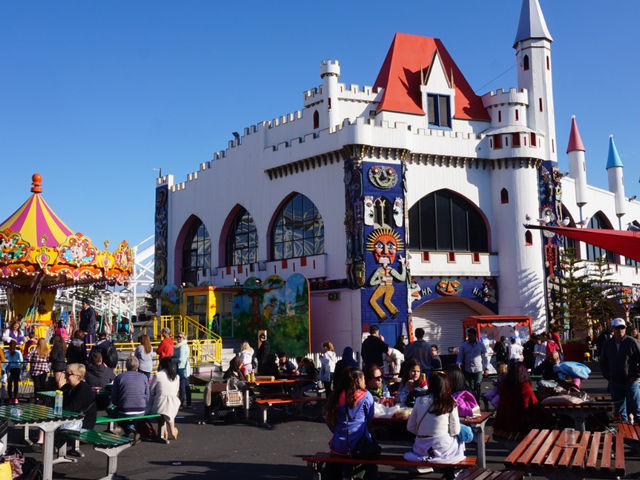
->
[[154, 0, 640, 355]]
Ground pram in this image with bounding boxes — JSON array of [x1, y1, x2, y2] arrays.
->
[[199, 377, 246, 424]]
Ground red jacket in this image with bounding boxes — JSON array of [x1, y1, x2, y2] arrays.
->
[[156, 336, 174, 360], [494, 381, 539, 434]]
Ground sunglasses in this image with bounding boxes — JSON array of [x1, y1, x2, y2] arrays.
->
[[373, 376, 383, 381]]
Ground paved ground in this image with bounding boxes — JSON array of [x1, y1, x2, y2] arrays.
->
[[8, 362, 640, 479]]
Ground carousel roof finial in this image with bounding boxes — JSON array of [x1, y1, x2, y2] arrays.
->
[[31, 173, 42, 194]]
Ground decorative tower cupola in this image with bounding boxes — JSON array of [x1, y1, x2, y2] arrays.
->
[[606, 135, 626, 224], [514, 0, 557, 162], [566, 115, 588, 210], [320, 60, 341, 132]]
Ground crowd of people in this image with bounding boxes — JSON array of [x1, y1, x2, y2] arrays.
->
[[0, 300, 195, 447]]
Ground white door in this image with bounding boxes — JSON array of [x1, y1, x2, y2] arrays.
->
[[411, 301, 478, 354]]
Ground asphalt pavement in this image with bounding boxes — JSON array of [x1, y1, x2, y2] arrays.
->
[[8, 361, 640, 479]]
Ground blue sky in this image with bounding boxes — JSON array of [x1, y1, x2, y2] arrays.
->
[[1, 1, 638, 250]]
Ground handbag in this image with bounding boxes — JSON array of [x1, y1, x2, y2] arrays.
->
[[345, 406, 381, 460], [452, 390, 480, 418], [220, 378, 243, 407]]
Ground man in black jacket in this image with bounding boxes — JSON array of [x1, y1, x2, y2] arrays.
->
[[600, 317, 640, 422], [361, 325, 388, 368], [79, 298, 97, 345]]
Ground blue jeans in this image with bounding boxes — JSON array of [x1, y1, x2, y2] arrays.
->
[[178, 370, 191, 406], [464, 370, 483, 402], [609, 381, 640, 422]]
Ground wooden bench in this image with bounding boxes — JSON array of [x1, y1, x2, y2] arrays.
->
[[504, 428, 624, 478], [255, 396, 325, 426], [542, 401, 614, 431], [303, 452, 477, 480], [618, 422, 640, 441], [95, 413, 164, 442], [63, 429, 133, 480], [457, 466, 523, 480]]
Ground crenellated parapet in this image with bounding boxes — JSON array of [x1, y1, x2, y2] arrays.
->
[[481, 87, 528, 108]]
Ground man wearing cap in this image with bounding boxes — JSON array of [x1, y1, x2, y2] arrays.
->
[[600, 317, 640, 422], [79, 298, 97, 345], [156, 327, 174, 360]]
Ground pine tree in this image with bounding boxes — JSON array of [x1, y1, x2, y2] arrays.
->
[[585, 255, 623, 333], [548, 247, 590, 336]]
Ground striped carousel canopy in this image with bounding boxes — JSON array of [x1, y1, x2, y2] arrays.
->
[[0, 173, 74, 248], [0, 174, 133, 290]]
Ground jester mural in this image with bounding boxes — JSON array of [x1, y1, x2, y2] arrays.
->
[[0, 174, 133, 329], [367, 227, 406, 320]]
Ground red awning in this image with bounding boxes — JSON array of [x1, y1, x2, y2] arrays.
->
[[526, 224, 640, 262]]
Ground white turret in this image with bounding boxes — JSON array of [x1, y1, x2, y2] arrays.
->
[[320, 60, 341, 132], [513, 0, 557, 162], [606, 135, 626, 220], [566, 116, 588, 207]]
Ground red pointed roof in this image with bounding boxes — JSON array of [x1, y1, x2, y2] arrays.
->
[[566, 115, 586, 153], [373, 33, 490, 121]]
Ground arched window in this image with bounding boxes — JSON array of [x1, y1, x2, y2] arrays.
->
[[500, 188, 509, 204], [271, 193, 324, 259], [525, 230, 533, 246], [586, 213, 615, 263], [373, 197, 393, 228], [560, 205, 577, 257], [225, 208, 258, 266], [313, 110, 319, 129], [181, 219, 211, 285], [523, 55, 530, 71], [408, 190, 488, 252]]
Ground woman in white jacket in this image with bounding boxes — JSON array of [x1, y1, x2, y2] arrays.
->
[[149, 356, 181, 441], [239, 342, 254, 376], [319, 341, 337, 395], [405, 371, 465, 465]]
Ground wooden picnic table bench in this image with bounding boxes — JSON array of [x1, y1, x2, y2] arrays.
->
[[542, 400, 614, 431], [504, 428, 624, 479], [456, 466, 523, 480], [64, 429, 133, 480], [255, 396, 325, 427], [303, 452, 477, 480], [95, 413, 164, 442], [617, 422, 640, 441]]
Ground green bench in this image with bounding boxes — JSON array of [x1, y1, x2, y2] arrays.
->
[[64, 429, 133, 480], [95, 413, 164, 442]]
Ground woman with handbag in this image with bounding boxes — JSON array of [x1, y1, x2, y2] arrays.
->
[[404, 371, 466, 467], [325, 367, 378, 480]]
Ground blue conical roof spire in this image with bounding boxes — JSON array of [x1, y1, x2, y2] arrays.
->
[[514, 0, 553, 48], [606, 135, 623, 169]]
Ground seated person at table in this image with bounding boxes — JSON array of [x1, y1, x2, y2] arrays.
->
[[383, 346, 404, 379], [364, 363, 387, 399], [85, 351, 116, 390], [404, 371, 465, 464], [278, 352, 298, 375], [62, 363, 97, 429], [333, 346, 358, 391], [325, 367, 377, 480], [110, 356, 150, 436], [397, 359, 427, 406], [259, 353, 280, 378], [223, 355, 247, 386], [493, 361, 539, 436]]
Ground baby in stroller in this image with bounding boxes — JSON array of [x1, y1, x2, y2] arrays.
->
[[199, 356, 247, 424]]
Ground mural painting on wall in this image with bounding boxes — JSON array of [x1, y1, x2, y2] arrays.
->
[[367, 228, 406, 320], [409, 277, 499, 313], [343, 160, 365, 288], [359, 161, 409, 336], [154, 184, 168, 289], [232, 273, 310, 355]]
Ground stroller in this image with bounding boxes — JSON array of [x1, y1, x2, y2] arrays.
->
[[199, 377, 246, 424]]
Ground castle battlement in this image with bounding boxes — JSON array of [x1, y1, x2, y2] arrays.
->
[[320, 59, 340, 77], [481, 87, 528, 108], [303, 82, 381, 105]]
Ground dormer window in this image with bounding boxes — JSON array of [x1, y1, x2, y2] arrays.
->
[[427, 94, 451, 128]]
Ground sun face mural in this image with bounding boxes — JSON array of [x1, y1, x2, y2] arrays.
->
[[367, 227, 406, 320]]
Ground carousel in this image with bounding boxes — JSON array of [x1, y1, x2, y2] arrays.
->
[[0, 173, 133, 337]]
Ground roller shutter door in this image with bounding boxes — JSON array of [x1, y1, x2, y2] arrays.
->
[[411, 302, 478, 354]]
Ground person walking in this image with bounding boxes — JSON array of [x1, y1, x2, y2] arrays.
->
[[255, 332, 270, 375], [79, 298, 97, 345], [361, 325, 388, 368], [5, 340, 23, 403], [319, 341, 337, 395], [455, 328, 489, 402], [135, 334, 155, 379], [156, 327, 174, 360], [403, 328, 432, 375], [174, 332, 192, 408], [600, 317, 640, 422]]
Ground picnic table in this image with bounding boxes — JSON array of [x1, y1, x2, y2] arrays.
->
[[541, 399, 613, 431], [0, 403, 84, 480], [372, 409, 493, 468], [504, 428, 624, 479]]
